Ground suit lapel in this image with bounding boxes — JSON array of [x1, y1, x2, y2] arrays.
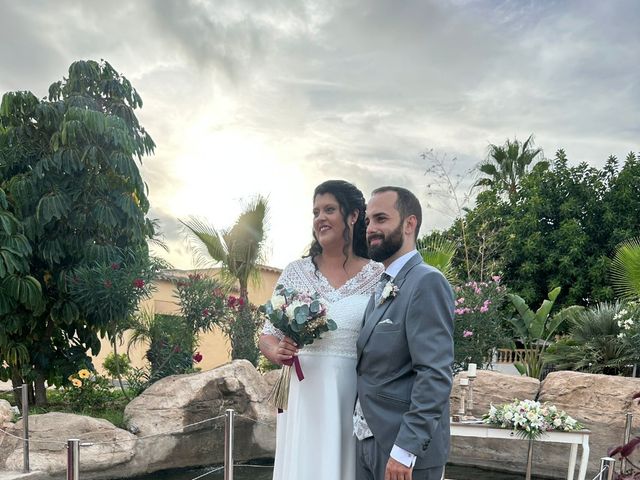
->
[[357, 252, 423, 366]]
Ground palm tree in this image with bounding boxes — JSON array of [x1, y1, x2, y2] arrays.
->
[[180, 196, 269, 365], [544, 302, 636, 375], [417, 235, 456, 283], [610, 237, 640, 300], [476, 134, 547, 201]]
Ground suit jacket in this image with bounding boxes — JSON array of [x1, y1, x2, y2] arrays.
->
[[356, 252, 454, 469]]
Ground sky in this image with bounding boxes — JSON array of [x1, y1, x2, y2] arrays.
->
[[1, 0, 638, 270]]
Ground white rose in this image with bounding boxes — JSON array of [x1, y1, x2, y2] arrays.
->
[[271, 294, 286, 310], [285, 300, 305, 319]]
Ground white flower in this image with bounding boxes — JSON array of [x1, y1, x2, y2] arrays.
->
[[271, 294, 286, 311], [285, 300, 306, 319], [380, 281, 399, 304]]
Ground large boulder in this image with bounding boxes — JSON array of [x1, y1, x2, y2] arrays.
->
[[538, 371, 640, 476], [3, 412, 136, 477], [123, 359, 276, 475], [0, 360, 276, 479], [448, 370, 541, 475], [0, 399, 13, 426]]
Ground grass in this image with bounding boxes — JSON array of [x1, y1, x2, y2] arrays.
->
[[0, 387, 130, 429]]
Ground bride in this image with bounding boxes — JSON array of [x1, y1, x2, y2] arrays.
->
[[259, 180, 383, 480]]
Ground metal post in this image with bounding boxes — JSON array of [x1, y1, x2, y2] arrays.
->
[[621, 413, 632, 473], [21, 384, 29, 473], [224, 409, 234, 480], [598, 457, 615, 480], [67, 439, 80, 480]]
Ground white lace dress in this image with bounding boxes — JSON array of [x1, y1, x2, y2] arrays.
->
[[262, 257, 383, 480]]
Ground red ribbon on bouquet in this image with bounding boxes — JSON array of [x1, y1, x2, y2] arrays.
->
[[283, 356, 304, 381]]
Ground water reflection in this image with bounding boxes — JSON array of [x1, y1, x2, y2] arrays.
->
[[132, 463, 545, 480]]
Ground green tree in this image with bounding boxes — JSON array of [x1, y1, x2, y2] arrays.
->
[[0, 60, 156, 405], [500, 151, 616, 309], [476, 134, 547, 202], [181, 196, 268, 365]]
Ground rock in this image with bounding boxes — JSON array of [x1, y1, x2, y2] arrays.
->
[[262, 369, 281, 391], [450, 370, 540, 418], [537, 371, 640, 477], [448, 370, 640, 479], [124, 359, 276, 474], [3, 412, 136, 477], [0, 399, 13, 426], [449, 370, 541, 476]]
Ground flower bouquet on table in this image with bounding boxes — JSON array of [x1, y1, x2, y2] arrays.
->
[[483, 398, 584, 440], [260, 284, 337, 411]]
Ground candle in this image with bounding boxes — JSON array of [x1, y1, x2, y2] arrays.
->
[[460, 377, 469, 386], [467, 363, 477, 377]]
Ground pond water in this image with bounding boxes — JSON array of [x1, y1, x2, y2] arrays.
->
[[132, 463, 545, 480]]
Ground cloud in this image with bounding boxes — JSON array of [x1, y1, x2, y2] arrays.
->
[[1, 0, 638, 268]]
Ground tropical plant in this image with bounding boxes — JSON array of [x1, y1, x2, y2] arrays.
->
[[611, 237, 640, 300], [508, 286, 581, 379], [544, 302, 637, 375], [475, 134, 547, 201], [418, 234, 456, 283], [0, 60, 156, 405], [181, 196, 268, 365]]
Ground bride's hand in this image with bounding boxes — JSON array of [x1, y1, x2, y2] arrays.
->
[[275, 336, 298, 365]]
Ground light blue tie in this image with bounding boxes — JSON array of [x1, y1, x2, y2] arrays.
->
[[374, 273, 391, 304]]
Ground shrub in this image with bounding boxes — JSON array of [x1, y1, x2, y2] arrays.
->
[[60, 369, 118, 411], [453, 276, 509, 372], [545, 302, 637, 375], [102, 352, 131, 378]]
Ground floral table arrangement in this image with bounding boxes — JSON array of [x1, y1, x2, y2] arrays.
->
[[483, 398, 584, 439]]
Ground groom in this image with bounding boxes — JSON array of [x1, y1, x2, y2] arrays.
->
[[355, 186, 454, 480]]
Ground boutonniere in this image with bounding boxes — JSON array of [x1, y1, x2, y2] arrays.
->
[[380, 281, 399, 305]]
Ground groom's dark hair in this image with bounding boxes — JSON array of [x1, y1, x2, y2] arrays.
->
[[372, 186, 422, 240]]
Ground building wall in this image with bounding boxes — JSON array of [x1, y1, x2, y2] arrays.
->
[[92, 267, 282, 375]]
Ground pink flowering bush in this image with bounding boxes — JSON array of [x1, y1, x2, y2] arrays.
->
[[453, 276, 509, 373]]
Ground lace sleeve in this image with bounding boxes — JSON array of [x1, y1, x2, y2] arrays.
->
[[260, 263, 295, 339]]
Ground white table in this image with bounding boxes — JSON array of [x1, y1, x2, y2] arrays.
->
[[449, 422, 591, 480]]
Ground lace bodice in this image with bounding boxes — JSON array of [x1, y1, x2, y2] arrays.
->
[[262, 257, 384, 358]]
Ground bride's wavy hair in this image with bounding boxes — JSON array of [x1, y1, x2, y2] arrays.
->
[[307, 180, 369, 270]]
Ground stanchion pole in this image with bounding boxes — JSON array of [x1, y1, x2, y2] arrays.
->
[[67, 439, 80, 480], [621, 413, 632, 474], [224, 409, 235, 480], [599, 457, 615, 480], [21, 384, 29, 473]]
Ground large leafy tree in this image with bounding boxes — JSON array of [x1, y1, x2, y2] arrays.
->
[[0, 60, 156, 404], [181, 196, 268, 365], [434, 147, 640, 311], [476, 134, 547, 202]]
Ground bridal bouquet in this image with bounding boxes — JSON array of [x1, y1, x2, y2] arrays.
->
[[261, 285, 337, 410], [483, 399, 583, 440]]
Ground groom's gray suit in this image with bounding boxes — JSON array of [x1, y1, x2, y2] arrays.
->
[[356, 252, 454, 475]]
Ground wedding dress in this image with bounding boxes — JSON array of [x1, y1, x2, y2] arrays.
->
[[262, 257, 383, 480]]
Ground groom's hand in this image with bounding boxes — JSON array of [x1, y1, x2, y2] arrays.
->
[[385, 457, 412, 480], [274, 336, 298, 365]]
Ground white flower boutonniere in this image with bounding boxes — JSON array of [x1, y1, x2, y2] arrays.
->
[[380, 281, 399, 305]]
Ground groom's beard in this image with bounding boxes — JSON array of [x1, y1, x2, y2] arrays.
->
[[367, 222, 403, 262]]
